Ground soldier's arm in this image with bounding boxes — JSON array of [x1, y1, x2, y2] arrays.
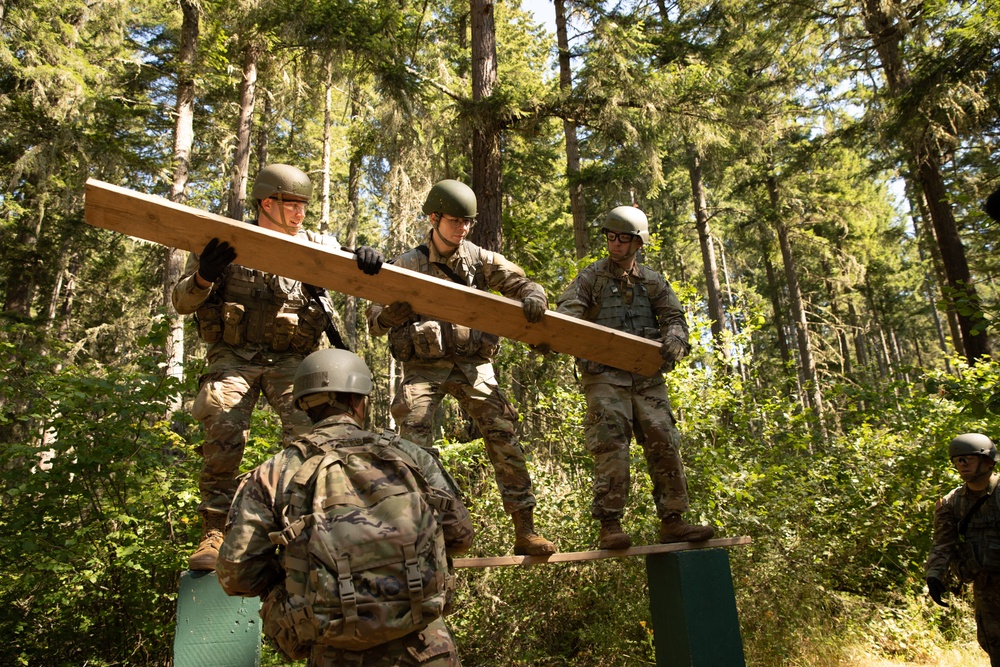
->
[[171, 251, 214, 315], [648, 271, 689, 343], [554, 268, 595, 319], [925, 494, 959, 581], [217, 459, 285, 597], [399, 441, 475, 555], [482, 251, 546, 304]]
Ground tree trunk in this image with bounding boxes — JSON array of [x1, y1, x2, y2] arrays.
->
[[469, 0, 502, 252], [768, 173, 825, 429], [760, 235, 792, 373], [555, 0, 588, 259], [687, 143, 726, 346], [344, 92, 364, 349], [227, 39, 259, 221], [320, 62, 333, 236], [860, 0, 987, 363], [164, 0, 199, 409]]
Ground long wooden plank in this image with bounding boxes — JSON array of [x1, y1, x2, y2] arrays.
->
[[84, 179, 663, 375], [453, 536, 751, 569]]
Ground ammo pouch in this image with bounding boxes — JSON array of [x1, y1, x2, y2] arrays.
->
[[271, 313, 299, 352], [959, 537, 1000, 579], [389, 325, 416, 362], [221, 303, 247, 346], [194, 301, 223, 343], [410, 321, 447, 359]]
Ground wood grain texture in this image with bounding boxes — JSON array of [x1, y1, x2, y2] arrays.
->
[[84, 178, 663, 375], [453, 536, 752, 569]]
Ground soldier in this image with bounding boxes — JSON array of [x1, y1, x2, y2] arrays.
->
[[366, 179, 556, 556], [555, 205, 714, 549], [217, 349, 474, 667], [926, 433, 1000, 666], [172, 164, 384, 571]]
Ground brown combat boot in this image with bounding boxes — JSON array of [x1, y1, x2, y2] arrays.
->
[[188, 513, 227, 571], [658, 513, 715, 544], [512, 508, 557, 556], [598, 519, 632, 550]]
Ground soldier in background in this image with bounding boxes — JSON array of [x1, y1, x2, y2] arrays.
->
[[926, 433, 1000, 666], [172, 164, 383, 571], [217, 349, 474, 666], [556, 205, 715, 550], [366, 179, 556, 557]]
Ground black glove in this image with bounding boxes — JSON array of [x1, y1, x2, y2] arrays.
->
[[354, 246, 384, 275], [522, 295, 547, 323], [660, 336, 688, 363], [198, 238, 237, 283], [377, 301, 414, 328], [529, 342, 552, 355], [926, 577, 949, 607]]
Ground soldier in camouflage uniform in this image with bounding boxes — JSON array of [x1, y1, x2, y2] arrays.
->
[[555, 205, 715, 550], [217, 349, 474, 667], [366, 179, 556, 556], [172, 164, 384, 571], [926, 433, 1000, 665]]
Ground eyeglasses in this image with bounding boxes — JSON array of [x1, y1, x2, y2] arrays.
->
[[953, 455, 983, 467], [272, 198, 307, 213], [605, 231, 636, 244], [440, 214, 476, 230]]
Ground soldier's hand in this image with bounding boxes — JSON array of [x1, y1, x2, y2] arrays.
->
[[198, 238, 237, 283], [660, 336, 688, 363], [529, 342, 552, 355], [522, 295, 547, 323], [926, 577, 949, 607], [377, 301, 414, 328], [354, 246, 384, 275]]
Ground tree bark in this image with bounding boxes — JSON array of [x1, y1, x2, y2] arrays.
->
[[555, 0, 588, 259], [227, 39, 260, 221], [469, 0, 502, 252], [687, 143, 726, 346], [164, 0, 199, 406]]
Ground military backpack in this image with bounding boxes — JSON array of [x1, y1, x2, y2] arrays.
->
[[261, 430, 455, 658]]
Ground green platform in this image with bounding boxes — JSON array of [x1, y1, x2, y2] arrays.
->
[[173, 571, 263, 667], [646, 548, 746, 667]]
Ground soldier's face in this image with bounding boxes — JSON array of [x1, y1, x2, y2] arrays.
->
[[607, 234, 641, 265], [260, 196, 307, 235], [953, 454, 994, 482], [434, 213, 474, 248]]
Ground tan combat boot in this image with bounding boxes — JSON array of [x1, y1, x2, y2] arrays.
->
[[512, 508, 557, 556], [188, 513, 227, 571], [598, 519, 632, 550], [658, 513, 715, 543]]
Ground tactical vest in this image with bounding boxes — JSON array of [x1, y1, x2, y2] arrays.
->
[[956, 486, 1000, 580], [576, 265, 661, 376], [194, 264, 327, 354], [259, 428, 454, 659], [387, 244, 500, 363]]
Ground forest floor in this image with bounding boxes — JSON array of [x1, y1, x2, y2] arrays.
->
[[839, 641, 988, 666]]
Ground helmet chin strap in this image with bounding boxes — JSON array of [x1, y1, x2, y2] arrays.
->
[[431, 220, 461, 251]]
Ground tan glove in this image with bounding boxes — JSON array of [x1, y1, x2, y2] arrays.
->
[[377, 301, 415, 328], [521, 295, 547, 323]]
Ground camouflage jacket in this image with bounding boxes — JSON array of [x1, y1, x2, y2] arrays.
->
[[556, 257, 688, 387], [927, 473, 1000, 583], [216, 413, 475, 598], [367, 229, 545, 380]]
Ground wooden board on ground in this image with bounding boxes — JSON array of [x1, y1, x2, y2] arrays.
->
[[453, 536, 751, 569], [84, 179, 663, 376]]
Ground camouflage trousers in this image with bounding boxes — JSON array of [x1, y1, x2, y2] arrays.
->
[[391, 365, 536, 513], [974, 574, 1000, 665], [191, 347, 311, 517], [582, 380, 689, 522], [308, 618, 461, 667]]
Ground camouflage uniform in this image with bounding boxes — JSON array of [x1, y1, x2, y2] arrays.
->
[[367, 230, 545, 514], [172, 230, 344, 518], [218, 413, 473, 667], [556, 257, 691, 522], [926, 473, 1000, 664]]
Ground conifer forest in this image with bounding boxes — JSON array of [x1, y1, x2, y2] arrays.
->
[[2, 0, 1000, 664]]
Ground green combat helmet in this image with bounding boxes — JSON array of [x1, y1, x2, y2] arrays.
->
[[948, 433, 999, 462], [293, 349, 373, 408], [604, 205, 650, 244], [422, 179, 477, 218], [251, 164, 312, 202]]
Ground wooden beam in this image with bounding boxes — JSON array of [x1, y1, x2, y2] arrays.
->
[[84, 179, 663, 376], [453, 536, 751, 569]]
